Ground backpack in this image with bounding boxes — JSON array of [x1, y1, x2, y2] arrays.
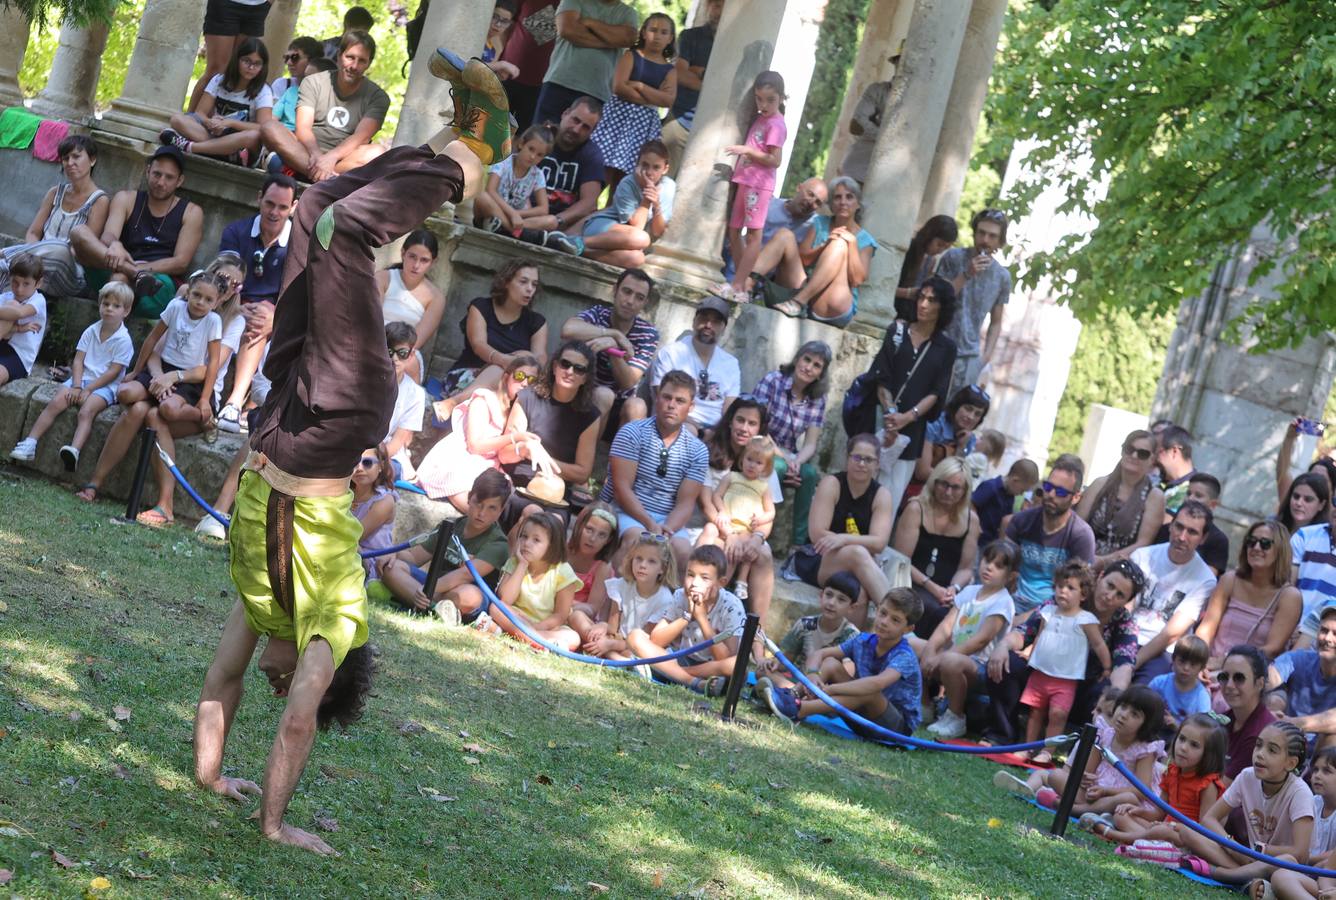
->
[[841, 321, 904, 438]]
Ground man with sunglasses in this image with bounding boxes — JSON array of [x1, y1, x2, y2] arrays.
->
[[601, 369, 709, 576], [216, 173, 298, 434], [650, 295, 739, 436], [1127, 500, 1217, 683], [1004, 454, 1095, 619], [1267, 606, 1336, 748], [935, 208, 1011, 394]]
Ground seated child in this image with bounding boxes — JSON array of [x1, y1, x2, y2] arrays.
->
[[577, 530, 677, 659], [350, 445, 397, 571], [384, 322, 426, 479], [972, 458, 1039, 546], [491, 511, 582, 651], [921, 539, 1019, 739], [11, 281, 133, 468], [0, 252, 47, 386], [755, 570, 859, 696], [375, 469, 513, 621], [559, 139, 676, 269], [474, 124, 552, 236], [997, 685, 1166, 817], [1148, 633, 1211, 738], [698, 435, 776, 600], [1018, 561, 1111, 764], [1081, 712, 1226, 843], [765, 587, 924, 737], [1267, 746, 1336, 899], [626, 544, 747, 696], [273, 56, 334, 131], [965, 428, 1006, 483], [566, 502, 618, 624]]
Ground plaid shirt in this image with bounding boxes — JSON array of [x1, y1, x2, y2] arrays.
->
[[753, 370, 826, 454]]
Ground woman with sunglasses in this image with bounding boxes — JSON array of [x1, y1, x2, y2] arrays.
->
[[498, 340, 600, 510], [1217, 644, 1278, 781], [1076, 429, 1166, 570], [350, 445, 398, 572], [1196, 521, 1301, 677], [893, 457, 979, 640], [415, 354, 542, 512]]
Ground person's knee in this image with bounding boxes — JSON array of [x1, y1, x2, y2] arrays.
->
[[593, 386, 615, 416], [621, 397, 647, 422]]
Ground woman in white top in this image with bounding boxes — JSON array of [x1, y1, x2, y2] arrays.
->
[[0, 135, 108, 298], [376, 229, 445, 383], [163, 38, 274, 166]]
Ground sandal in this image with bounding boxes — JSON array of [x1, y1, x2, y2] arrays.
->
[[1179, 853, 1211, 875], [132, 270, 161, 299], [1077, 812, 1116, 838], [772, 299, 806, 319], [75, 483, 98, 502], [135, 505, 174, 528], [1030, 749, 1054, 766]]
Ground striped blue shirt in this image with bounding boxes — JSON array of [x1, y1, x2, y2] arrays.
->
[[600, 417, 708, 519], [1294, 524, 1336, 636]]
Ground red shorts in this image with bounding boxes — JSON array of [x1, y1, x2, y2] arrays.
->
[[1020, 669, 1078, 714], [730, 185, 772, 231]]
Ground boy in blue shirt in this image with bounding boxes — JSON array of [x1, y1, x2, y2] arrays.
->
[[972, 458, 1039, 545], [767, 587, 924, 736], [1148, 633, 1211, 738]]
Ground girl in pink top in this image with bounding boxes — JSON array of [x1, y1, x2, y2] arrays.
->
[[725, 71, 787, 297]]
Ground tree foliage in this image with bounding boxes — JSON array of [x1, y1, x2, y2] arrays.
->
[[989, 1, 1336, 352], [1, 0, 118, 29]]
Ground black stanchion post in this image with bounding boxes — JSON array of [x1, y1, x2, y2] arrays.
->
[[1050, 723, 1099, 838], [123, 427, 156, 522], [421, 519, 453, 600], [720, 613, 760, 722]]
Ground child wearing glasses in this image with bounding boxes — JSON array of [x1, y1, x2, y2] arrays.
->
[[698, 435, 776, 600], [383, 322, 425, 480], [163, 38, 274, 166]]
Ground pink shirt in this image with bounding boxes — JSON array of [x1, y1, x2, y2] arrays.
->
[[731, 112, 786, 192], [1223, 768, 1315, 850]]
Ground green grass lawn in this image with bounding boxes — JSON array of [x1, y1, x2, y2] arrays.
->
[[0, 473, 1218, 898]]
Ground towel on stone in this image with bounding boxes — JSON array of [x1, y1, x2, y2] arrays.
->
[[0, 106, 41, 150]]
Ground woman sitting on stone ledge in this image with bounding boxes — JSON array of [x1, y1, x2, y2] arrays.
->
[[0, 135, 108, 300]]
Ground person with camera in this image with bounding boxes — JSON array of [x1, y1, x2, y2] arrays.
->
[[935, 208, 1012, 394]]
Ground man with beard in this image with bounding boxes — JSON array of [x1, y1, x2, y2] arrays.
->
[[1269, 606, 1336, 749], [522, 97, 606, 245], [1128, 500, 1217, 682], [720, 177, 828, 282], [1004, 454, 1096, 621], [649, 295, 738, 436]]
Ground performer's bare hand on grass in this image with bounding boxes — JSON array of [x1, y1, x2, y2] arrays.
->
[[207, 775, 262, 803]]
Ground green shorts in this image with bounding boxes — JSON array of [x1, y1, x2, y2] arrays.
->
[[84, 268, 175, 319], [229, 471, 368, 668]]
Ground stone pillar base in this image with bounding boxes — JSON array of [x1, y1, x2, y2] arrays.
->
[[99, 100, 172, 142]]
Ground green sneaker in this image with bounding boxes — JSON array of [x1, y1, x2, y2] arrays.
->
[[439, 50, 511, 165], [428, 47, 470, 126]]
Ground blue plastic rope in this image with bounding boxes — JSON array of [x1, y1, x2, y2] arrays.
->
[[1108, 754, 1336, 878], [763, 635, 1066, 755]]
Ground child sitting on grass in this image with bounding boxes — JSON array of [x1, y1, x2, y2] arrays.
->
[[766, 587, 925, 737], [626, 544, 747, 696], [576, 530, 677, 659], [374, 469, 513, 622], [351, 445, 397, 572], [920, 539, 1019, 739], [474, 124, 553, 237], [755, 570, 859, 697], [1079, 712, 1226, 844], [996, 685, 1166, 816], [566, 502, 618, 624], [698, 435, 776, 601], [11, 281, 133, 469], [1266, 745, 1336, 899], [491, 511, 582, 651], [1148, 633, 1212, 739], [0, 252, 46, 386]]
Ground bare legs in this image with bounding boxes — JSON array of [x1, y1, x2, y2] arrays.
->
[[746, 228, 807, 289], [166, 112, 262, 160], [23, 387, 109, 450], [187, 34, 244, 113], [580, 223, 651, 269], [78, 384, 152, 498]]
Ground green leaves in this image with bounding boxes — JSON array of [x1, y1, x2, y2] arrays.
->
[[990, 1, 1336, 351], [1, 0, 120, 29]]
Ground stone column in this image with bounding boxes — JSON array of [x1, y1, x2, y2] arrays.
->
[[393, 4, 492, 149], [30, 21, 110, 122], [99, 0, 206, 141], [916, 0, 1007, 222], [261, 0, 303, 63], [643, 0, 788, 290], [854, 0, 970, 334], [0, 7, 30, 108], [824, 0, 909, 182]]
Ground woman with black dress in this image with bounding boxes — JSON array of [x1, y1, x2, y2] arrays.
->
[[893, 457, 979, 639]]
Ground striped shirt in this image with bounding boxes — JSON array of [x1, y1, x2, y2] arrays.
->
[[1294, 523, 1336, 636], [600, 417, 708, 519], [577, 304, 659, 398], [752, 370, 827, 455]]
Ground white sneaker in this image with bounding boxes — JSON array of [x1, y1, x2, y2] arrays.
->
[[433, 599, 461, 626], [59, 444, 79, 471], [216, 403, 242, 433], [9, 437, 36, 461], [927, 709, 966, 739], [194, 515, 227, 540]]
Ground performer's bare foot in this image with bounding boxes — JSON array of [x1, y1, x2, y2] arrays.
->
[[261, 821, 340, 856]]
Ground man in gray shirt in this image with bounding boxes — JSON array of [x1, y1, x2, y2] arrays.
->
[[934, 208, 1011, 393], [534, 0, 638, 127]]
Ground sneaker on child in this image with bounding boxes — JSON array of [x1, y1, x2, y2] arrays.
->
[[9, 437, 36, 461], [926, 708, 966, 739]]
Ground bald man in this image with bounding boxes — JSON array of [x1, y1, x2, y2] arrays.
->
[[720, 177, 828, 281]]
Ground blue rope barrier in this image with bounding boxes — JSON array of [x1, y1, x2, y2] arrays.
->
[[1107, 754, 1336, 878], [763, 634, 1068, 755], [458, 552, 731, 668]]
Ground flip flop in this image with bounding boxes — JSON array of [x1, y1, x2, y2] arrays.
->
[[1179, 854, 1211, 876], [135, 505, 174, 528], [75, 483, 98, 502], [772, 300, 806, 319], [1030, 749, 1054, 766]]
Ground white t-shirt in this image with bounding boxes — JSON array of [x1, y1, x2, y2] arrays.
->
[[950, 585, 1016, 665], [662, 587, 747, 664], [650, 335, 741, 430], [1030, 606, 1100, 680], [1312, 796, 1336, 860], [75, 321, 134, 382], [604, 576, 674, 636], [385, 375, 425, 477], [157, 299, 221, 370], [1, 290, 46, 374], [204, 73, 274, 122], [1128, 543, 1218, 651], [211, 313, 246, 408]]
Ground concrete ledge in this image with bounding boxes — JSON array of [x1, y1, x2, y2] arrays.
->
[[0, 377, 42, 451], [767, 578, 821, 636]]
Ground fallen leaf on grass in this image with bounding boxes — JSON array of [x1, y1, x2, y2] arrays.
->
[[112, 706, 131, 721], [794, 829, 832, 844], [0, 728, 7, 739], [461, 743, 486, 755], [50, 849, 76, 869], [398, 720, 424, 735], [461, 756, 480, 766], [675, 763, 690, 770], [767, 781, 788, 789], [587, 882, 609, 893], [458, 730, 470, 738], [313, 816, 339, 832], [652, 871, 664, 888], [105, 719, 121, 733], [0, 827, 20, 838], [67, 711, 82, 722], [111, 765, 131, 781], [0, 600, 8, 613], [535, 773, 553, 785]]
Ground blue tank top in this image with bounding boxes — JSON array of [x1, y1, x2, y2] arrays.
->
[[630, 52, 673, 90]]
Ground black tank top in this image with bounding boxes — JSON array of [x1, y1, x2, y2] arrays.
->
[[830, 472, 879, 536], [910, 511, 968, 588], [122, 191, 187, 263]]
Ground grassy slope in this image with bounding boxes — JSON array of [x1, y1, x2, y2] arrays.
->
[[0, 474, 1215, 899]]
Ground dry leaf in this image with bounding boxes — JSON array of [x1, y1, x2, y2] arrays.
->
[[587, 882, 609, 893], [51, 849, 76, 869], [462, 756, 480, 766], [461, 743, 485, 755], [535, 773, 553, 785], [105, 719, 121, 733], [398, 720, 424, 735], [0, 728, 7, 739], [0, 870, 11, 885], [112, 706, 131, 721], [652, 871, 664, 888], [0, 600, 8, 613], [67, 711, 82, 722], [547, 740, 557, 749], [458, 730, 470, 738], [111, 765, 131, 781], [313, 816, 339, 832], [675, 763, 690, 770]]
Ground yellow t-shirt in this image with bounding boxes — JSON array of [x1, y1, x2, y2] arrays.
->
[[501, 559, 581, 621]]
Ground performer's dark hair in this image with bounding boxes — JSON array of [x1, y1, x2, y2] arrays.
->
[[319, 642, 378, 730]]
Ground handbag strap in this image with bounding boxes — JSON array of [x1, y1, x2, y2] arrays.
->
[[892, 329, 930, 408]]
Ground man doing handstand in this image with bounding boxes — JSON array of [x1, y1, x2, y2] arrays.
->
[[192, 48, 510, 855]]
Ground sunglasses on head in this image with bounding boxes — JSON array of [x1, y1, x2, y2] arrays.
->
[[251, 249, 266, 278], [640, 532, 669, 544], [511, 370, 537, 385], [1245, 535, 1275, 551], [556, 357, 589, 376], [1122, 444, 1153, 460], [389, 347, 413, 361], [657, 446, 669, 478], [1217, 671, 1252, 686], [1041, 480, 1075, 498]]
